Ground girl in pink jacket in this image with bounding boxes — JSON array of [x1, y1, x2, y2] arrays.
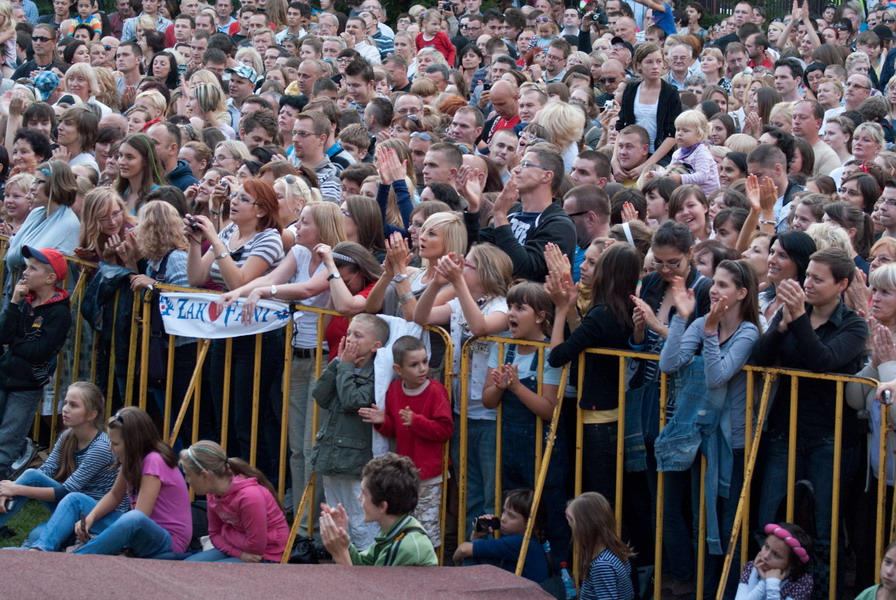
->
[[181, 441, 288, 562]]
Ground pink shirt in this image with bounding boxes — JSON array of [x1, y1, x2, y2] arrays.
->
[[131, 451, 192, 553]]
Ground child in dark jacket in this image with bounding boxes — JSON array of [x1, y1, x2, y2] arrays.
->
[[311, 314, 390, 552], [0, 246, 71, 478], [360, 336, 453, 548]]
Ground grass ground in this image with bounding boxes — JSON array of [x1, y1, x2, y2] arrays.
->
[[0, 501, 51, 548]]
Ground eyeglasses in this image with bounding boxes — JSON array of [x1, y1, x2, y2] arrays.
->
[[464, 261, 477, 270], [833, 25, 848, 30], [292, 130, 318, 138], [230, 193, 257, 205], [570, 97, 586, 105], [455, 143, 473, 155], [336, 57, 351, 63], [103, 44, 112, 51], [518, 159, 550, 171], [32, 36, 51, 43], [535, 16, 552, 23], [599, 77, 617, 84], [460, 24, 480, 30], [846, 82, 870, 90], [98, 210, 123, 224], [651, 258, 683, 270], [397, 106, 422, 115], [566, 210, 589, 218], [872, 254, 894, 263], [410, 131, 435, 141], [885, 17, 896, 23]]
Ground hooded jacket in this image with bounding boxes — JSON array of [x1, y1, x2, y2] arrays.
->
[[206, 474, 289, 561], [167, 159, 200, 192], [0, 288, 71, 391]]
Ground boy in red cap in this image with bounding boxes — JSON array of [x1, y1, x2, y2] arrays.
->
[[0, 246, 71, 479]]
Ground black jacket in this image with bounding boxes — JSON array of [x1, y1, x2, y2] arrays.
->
[[616, 79, 683, 159], [0, 290, 71, 391], [167, 159, 199, 192], [477, 201, 576, 282]]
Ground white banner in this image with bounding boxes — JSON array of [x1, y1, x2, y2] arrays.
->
[[159, 292, 291, 339]]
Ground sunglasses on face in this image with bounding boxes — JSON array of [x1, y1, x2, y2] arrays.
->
[[32, 36, 52, 43]]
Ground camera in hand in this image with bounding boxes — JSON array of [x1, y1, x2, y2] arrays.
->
[[441, 1, 455, 9], [475, 516, 501, 532], [187, 216, 201, 233]]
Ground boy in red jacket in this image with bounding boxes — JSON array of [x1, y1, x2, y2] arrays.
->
[[359, 336, 453, 548]]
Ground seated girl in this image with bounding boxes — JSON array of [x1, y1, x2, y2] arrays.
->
[[181, 440, 288, 563], [0, 383, 121, 542], [23, 407, 192, 557], [567, 492, 635, 600], [854, 541, 896, 599], [735, 523, 814, 600]]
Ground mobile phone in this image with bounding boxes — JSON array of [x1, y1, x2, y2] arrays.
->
[[475, 516, 501, 532], [483, 82, 492, 91]]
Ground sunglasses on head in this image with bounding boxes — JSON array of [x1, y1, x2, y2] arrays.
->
[[410, 131, 435, 141]]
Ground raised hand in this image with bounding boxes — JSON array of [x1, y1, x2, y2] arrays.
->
[[745, 174, 761, 212], [458, 164, 485, 212], [384, 232, 412, 275], [759, 177, 778, 211], [704, 294, 730, 335], [358, 405, 385, 424], [668, 276, 695, 322], [544, 242, 570, 276], [492, 176, 519, 219], [434, 252, 463, 284], [621, 201, 638, 222]]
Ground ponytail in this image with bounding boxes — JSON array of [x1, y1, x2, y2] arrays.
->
[[180, 441, 283, 511]]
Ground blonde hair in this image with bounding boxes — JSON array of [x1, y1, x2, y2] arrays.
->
[[235, 47, 264, 77], [421, 211, 467, 262], [674, 109, 709, 141], [769, 102, 793, 128], [871, 262, 896, 291], [806, 221, 852, 253], [137, 200, 189, 261], [6, 173, 34, 197], [78, 188, 135, 253], [855, 121, 886, 147], [307, 201, 346, 247], [93, 66, 120, 111], [700, 47, 725, 79], [135, 89, 167, 119], [845, 50, 871, 72], [136, 13, 156, 31], [274, 175, 313, 224], [215, 140, 251, 162], [64, 62, 99, 98], [0, 1, 14, 33], [729, 72, 753, 108], [467, 243, 512, 299], [725, 133, 758, 154], [539, 100, 586, 148], [189, 69, 224, 90], [415, 46, 448, 67]]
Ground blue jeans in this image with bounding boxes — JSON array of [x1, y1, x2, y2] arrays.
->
[[451, 415, 496, 531], [757, 432, 858, 545], [30, 493, 172, 556], [185, 548, 245, 562], [0, 468, 65, 526], [0, 387, 42, 475], [582, 422, 618, 503]]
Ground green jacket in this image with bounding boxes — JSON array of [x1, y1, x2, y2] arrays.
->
[[853, 585, 879, 600], [310, 358, 374, 478], [348, 514, 438, 566]]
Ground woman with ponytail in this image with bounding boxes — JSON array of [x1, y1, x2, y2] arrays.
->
[[181, 440, 288, 562]]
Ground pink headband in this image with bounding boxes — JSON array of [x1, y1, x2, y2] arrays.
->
[[764, 523, 810, 564]]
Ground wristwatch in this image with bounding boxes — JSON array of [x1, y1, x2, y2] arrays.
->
[[270, 284, 277, 297], [328, 272, 342, 281], [393, 273, 408, 283]]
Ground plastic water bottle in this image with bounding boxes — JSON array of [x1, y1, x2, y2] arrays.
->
[[560, 561, 576, 599]]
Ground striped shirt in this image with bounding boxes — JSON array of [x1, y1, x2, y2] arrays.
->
[[39, 430, 126, 510], [208, 224, 284, 290], [579, 549, 634, 600]]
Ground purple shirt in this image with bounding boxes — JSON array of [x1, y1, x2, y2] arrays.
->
[[131, 451, 192, 553]]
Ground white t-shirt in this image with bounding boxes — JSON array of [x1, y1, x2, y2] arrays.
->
[[289, 244, 330, 349], [448, 295, 508, 420]]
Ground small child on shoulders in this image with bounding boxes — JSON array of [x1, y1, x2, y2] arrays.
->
[[360, 336, 454, 548], [310, 314, 390, 552], [648, 109, 720, 197]]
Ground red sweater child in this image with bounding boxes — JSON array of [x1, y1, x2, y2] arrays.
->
[[374, 378, 454, 479], [415, 31, 456, 67]]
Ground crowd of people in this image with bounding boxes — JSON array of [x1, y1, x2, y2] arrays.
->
[[1, 0, 896, 597]]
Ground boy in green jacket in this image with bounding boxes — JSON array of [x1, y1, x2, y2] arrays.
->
[[320, 453, 438, 566]]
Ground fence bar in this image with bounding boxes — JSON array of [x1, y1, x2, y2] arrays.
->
[[615, 355, 625, 533], [221, 337, 232, 453], [786, 376, 799, 522], [167, 339, 211, 446], [655, 371, 668, 600], [277, 312, 294, 502], [125, 291, 140, 407], [716, 372, 776, 600], [877, 398, 889, 582], [515, 363, 570, 577], [163, 334, 175, 438], [494, 342, 504, 518], [696, 455, 707, 600], [742, 370, 754, 563], [105, 288, 120, 420], [138, 292, 150, 411], [829, 381, 844, 600], [280, 474, 316, 564], [250, 333, 262, 467]]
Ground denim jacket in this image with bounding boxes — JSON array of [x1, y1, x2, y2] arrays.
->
[[655, 315, 759, 554]]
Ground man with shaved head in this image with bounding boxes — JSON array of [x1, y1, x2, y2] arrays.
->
[[480, 80, 520, 146], [297, 59, 324, 97]]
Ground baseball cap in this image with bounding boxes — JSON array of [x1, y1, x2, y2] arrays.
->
[[22, 246, 66, 281], [610, 36, 634, 56], [225, 64, 259, 84], [33, 71, 59, 102]]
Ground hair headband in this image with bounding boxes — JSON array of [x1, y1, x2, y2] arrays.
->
[[622, 221, 635, 246], [186, 447, 204, 472], [193, 445, 228, 459], [332, 251, 357, 265], [764, 523, 810, 563]]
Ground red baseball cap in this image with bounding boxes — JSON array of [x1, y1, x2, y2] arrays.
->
[[22, 246, 67, 281]]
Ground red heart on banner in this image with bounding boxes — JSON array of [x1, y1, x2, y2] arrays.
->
[[207, 302, 221, 322]]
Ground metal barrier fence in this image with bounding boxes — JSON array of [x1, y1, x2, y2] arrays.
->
[[456, 337, 887, 599], [2, 244, 890, 596]]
